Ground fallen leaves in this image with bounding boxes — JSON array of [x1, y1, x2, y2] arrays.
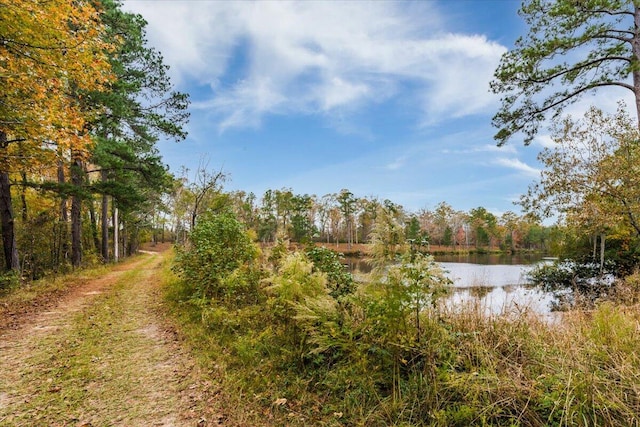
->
[[272, 397, 287, 406]]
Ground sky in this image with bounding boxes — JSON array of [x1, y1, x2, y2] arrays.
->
[[121, 0, 630, 217]]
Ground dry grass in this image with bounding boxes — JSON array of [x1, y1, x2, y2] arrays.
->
[[168, 284, 640, 426], [0, 251, 218, 426], [162, 239, 640, 426]]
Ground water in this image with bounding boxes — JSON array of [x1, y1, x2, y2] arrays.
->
[[433, 252, 544, 265], [440, 262, 554, 314], [438, 262, 532, 288], [345, 253, 555, 315]]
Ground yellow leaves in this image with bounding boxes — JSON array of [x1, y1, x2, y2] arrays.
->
[[273, 397, 288, 406], [0, 0, 114, 172]]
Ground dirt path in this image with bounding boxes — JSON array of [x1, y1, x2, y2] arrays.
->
[[0, 252, 217, 426]]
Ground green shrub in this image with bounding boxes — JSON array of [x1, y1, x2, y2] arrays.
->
[[167, 222, 640, 426], [173, 210, 259, 303], [263, 252, 336, 351], [612, 270, 640, 305], [0, 271, 21, 293], [305, 246, 355, 299]]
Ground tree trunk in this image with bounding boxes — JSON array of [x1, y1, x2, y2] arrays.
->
[[600, 233, 606, 275], [57, 160, 69, 265], [634, 6, 640, 127], [114, 206, 119, 261], [71, 156, 83, 268], [101, 170, 109, 262], [83, 165, 100, 255], [88, 200, 100, 255], [58, 160, 68, 222], [355, 220, 359, 245], [122, 220, 128, 257], [151, 211, 157, 246], [0, 171, 19, 272], [20, 172, 27, 222]]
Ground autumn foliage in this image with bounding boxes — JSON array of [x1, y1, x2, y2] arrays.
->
[[0, 0, 186, 276], [0, 0, 113, 166]]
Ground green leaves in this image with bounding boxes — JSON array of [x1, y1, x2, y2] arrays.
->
[[492, 0, 638, 145], [174, 211, 259, 302], [305, 246, 355, 299]]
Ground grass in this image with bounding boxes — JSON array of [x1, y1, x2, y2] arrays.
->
[[0, 258, 122, 330], [0, 252, 195, 426], [165, 247, 640, 426], [160, 256, 273, 426]]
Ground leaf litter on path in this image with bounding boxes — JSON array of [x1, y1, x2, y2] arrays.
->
[[0, 252, 219, 426]]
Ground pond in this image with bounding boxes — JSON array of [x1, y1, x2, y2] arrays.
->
[[432, 252, 545, 265], [345, 253, 556, 315]]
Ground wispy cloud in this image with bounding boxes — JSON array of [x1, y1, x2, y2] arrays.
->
[[385, 155, 409, 171], [124, 1, 506, 132], [494, 157, 540, 178], [442, 143, 517, 155], [532, 134, 555, 149], [478, 144, 517, 154]]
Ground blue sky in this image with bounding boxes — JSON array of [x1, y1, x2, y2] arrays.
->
[[121, 0, 626, 216]]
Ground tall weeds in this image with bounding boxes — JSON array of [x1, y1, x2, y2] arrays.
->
[[167, 211, 640, 426]]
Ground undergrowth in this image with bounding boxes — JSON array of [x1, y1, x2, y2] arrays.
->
[[165, 211, 640, 426]]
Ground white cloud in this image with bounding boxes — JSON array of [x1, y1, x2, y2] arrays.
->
[[530, 87, 637, 149], [533, 134, 555, 149], [442, 143, 517, 155], [317, 77, 371, 111], [385, 155, 409, 171], [205, 77, 287, 132], [494, 157, 540, 178], [122, 2, 246, 86], [123, 1, 507, 131], [419, 34, 506, 123], [477, 143, 517, 154], [562, 86, 636, 119]]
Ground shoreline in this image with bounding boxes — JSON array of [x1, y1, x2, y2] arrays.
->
[[279, 242, 544, 258]]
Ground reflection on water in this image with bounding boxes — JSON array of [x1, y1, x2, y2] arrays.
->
[[439, 261, 554, 315], [343, 257, 373, 274], [344, 254, 555, 315], [447, 285, 555, 316], [432, 252, 544, 265], [439, 262, 531, 288]]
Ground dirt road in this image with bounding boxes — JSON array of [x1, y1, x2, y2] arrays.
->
[[0, 251, 217, 426]]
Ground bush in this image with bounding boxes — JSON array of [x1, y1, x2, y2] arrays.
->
[[305, 246, 355, 299], [527, 259, 616, 308], [173, 210, 260, 303], [612, 270, 640, 305], [0, 271, 21, 293], [167, 238, 640, 426]]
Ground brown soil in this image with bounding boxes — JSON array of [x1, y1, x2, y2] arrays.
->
[[314, 242, 372, 254], [0, 250, 220, 426], [0, 245, 175, 332]]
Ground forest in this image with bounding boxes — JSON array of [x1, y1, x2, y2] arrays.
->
[[3, 0, 640, 426], [0, 0, 187, 281]]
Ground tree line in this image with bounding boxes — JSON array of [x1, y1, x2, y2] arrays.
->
[[0, 0, 187, 280], [163, 178, 552, 253]]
